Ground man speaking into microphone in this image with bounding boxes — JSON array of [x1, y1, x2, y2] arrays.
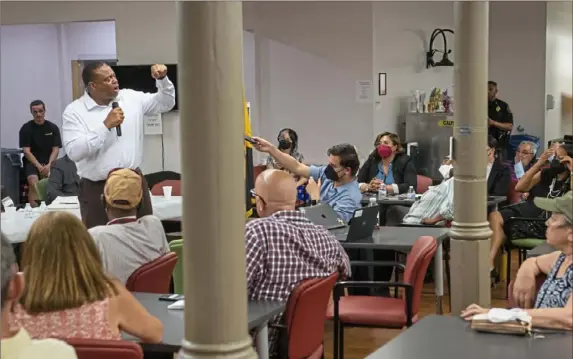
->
[[62, 62, 175, 228]]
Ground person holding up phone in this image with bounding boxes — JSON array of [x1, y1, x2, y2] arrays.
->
[[252, 137, 361, 223], [488, 144, 572, 277]]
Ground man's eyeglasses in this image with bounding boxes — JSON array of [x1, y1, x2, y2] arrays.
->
[[515, 151, 533, 155], [250, 189, 265, 204]]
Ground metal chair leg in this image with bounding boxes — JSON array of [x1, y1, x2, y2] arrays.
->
[[506, 248, 512, 298], [339, 324, 345, 359], [333, 318, 339, 359]]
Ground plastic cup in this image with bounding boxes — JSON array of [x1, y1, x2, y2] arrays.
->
[[163, 186, 173, 198]]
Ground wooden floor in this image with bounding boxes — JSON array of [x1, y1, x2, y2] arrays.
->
[[321, 259, 516, 359]]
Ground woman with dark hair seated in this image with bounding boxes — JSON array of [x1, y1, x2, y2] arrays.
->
[[266, 128, 307, 203], [487, 143, 573, 276], [358, 131, 417, 195], [463, 192, 572, 331]]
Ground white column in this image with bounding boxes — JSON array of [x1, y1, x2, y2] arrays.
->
[[450, 1, 492, 314], [177, 2, 258, 358]]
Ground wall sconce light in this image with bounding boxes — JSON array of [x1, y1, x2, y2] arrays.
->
[[426, 28, 454, 69]]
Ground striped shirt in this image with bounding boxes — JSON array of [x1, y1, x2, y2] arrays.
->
[[88, 215, 169, 284], [403, 177, 454, 224]]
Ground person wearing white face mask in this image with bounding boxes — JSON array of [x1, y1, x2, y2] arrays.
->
[[513, 141, 538, 180], [438, 157, 454, 180]]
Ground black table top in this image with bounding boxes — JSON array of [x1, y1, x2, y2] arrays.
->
[[366, 315, 572, 359], [124, 292, 286, 353], [361, 194, 416, 206], [361, 194, 507, 207], [333, 226, 449, 250], [527, 242, 556, 258]]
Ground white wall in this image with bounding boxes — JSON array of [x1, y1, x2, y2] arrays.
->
[[372, 2, 455, 136], [246, 2, 373, 164], [489, 2, 547, 143], [373, 1, 547, 144], [0, 21, 116, 150], [545, 2, 573, 142]]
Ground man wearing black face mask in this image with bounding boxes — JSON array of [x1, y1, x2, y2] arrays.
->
[[487, 144, 572, 276], [253, 137, 362, 223]]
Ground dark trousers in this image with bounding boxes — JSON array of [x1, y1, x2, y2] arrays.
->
[[79, 169, 153, 229]]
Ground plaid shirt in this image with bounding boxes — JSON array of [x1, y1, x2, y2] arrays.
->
[[245, 210, 350, 354]]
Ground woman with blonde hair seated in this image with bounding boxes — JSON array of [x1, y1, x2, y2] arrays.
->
[[10, 211, 163, 342], [462, 192, 573, 331]]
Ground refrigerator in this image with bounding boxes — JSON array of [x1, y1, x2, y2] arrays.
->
[[400, 113, 454, 180]]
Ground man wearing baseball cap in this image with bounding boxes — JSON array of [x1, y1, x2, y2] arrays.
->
[[88, 168, 169, 284]]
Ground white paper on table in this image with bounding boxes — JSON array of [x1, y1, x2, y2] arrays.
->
[[48, 196, 80, 209], [54, 196, 79, 205], [168, 300, 185, 310]]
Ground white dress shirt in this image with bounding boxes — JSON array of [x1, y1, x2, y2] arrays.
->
[[62, 78, 175, 181]]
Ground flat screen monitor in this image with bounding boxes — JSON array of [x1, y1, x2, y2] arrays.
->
[[111, 64, 178, 111]]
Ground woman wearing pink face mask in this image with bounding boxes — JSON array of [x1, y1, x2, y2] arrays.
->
[[357, 132, 417, 195]]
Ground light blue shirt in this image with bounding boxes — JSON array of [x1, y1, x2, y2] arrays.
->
[[514, 161, 525, 179], [376, 162, 395, 184], [309, 165, 362, 223]]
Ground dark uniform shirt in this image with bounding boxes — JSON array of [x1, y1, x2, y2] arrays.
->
[[488, 98, 513, 148], [18, 120, 62, 165]]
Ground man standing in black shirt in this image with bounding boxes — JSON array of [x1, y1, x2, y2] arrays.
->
[[487, 81, 513, 161], [18, 100, 62, 206]]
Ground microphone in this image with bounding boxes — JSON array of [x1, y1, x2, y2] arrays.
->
[[112, 101, 122, 137]]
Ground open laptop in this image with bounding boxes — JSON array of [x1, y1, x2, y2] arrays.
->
[[332, 206, 379, 242], [303, 203, 347, 230]]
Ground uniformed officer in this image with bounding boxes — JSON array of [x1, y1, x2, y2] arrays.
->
[[487, 81, 513, 161]]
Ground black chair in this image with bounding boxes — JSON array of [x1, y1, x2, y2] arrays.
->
[[503, 216, 547, 298]]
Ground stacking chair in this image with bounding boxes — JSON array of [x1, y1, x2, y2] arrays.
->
[[35, 178, 49, 203], [504, 216, 546, 297], [272, 273, 339, 359], [125, 252, 178, 294], [169, 239, 184, 294], [328, 236, 438, 359], [64, 338, 143, 359]]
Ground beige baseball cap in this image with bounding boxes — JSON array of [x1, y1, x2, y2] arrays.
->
[[534, 191, 573, 223], [104, 168, 143, 209]]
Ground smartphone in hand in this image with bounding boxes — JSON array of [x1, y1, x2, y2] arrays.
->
[[244, 135, 258, 145]]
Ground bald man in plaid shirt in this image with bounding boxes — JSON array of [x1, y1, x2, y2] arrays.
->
[[246, 169, 350, 357]]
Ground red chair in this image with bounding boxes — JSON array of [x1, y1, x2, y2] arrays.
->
[[64, 338, 143, 359], [328, 236, 438, 359], [507, 274, 547, 308], [272, 273, 339, 359], [254, 165, 266, 180], [126, 252, 178, 294], [151, 179, 181, 196], [416, 175, 432, 194]]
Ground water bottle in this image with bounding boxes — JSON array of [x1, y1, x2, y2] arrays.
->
[[407, 186, 416, 200], [368, 197, 377, 207], [24, 203, 33, 219], [39, 201, 47, 212], [378, 186, 387, 200]]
